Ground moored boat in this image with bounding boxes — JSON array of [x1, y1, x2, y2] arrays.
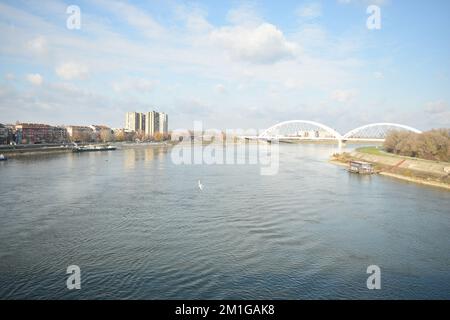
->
[[348, 160, 374, 174], [72, 145, 117, 153]]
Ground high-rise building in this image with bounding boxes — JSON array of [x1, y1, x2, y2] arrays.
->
[[159, 112, 168, 135], [145, 111, 168, 136], [144, 111, 158, 137], [125, 112, 145, 133], [127, 110, 168, 137], [125, 112, 138, 132], [139, 113, 146, 133]]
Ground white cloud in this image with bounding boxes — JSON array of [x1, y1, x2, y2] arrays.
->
[[374, 71, 384, 79], [337, 0, 388, 5], [0, 0, 412, 130], [55, 62, 89, 80], [5, 73, 15, 81], [210, 23, 298, 64], [27, 36, 47, 55], [331, 89, 357, 103], [214, 84, 226, 94], [113, 78, 158, 93], [170, 97, 211, 117], [423, 101, 450, 127], [425, 100, 448, 114], [0, 80, 117, 125], [226, 4, 262, 26], [26, 73, 43, 86], [297, 3, 322, 19], [176, 7, 212, 33], [95, 0, 165, 38]]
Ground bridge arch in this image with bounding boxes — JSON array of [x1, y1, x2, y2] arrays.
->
[[343, 123, 422, 140], [259, 120, 342, 139]]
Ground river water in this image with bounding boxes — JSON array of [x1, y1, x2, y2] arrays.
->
[[0, 144, 449, 299]]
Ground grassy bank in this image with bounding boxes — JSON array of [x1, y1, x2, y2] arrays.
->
[[355, 146, 386, 156]]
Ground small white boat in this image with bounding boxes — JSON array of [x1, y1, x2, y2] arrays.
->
[[0, 154, 7, 161]]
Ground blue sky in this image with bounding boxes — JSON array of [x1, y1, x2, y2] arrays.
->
[[0, 0, 449, 132]]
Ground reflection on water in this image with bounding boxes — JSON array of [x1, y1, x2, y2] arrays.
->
[[0, 144, 449, 299], [123, 146, 169, 171]]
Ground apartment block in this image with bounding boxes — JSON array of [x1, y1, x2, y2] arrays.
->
[[125, 112, 146, 133], [15, 123, 68, 144]]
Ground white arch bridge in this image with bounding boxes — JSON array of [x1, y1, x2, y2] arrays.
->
[[245, 121, 422, 144]]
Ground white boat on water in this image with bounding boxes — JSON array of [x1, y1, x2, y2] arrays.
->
[[72, 145, 117, 153]]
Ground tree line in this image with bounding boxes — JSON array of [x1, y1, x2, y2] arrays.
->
[[383, 129, 450, 162]]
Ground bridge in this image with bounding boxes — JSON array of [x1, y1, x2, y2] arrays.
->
[[244, 121, 422, 145]]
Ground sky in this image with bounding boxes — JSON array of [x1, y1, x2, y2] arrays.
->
[[0, 0, 449, 133]]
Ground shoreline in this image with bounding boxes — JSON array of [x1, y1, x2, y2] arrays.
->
[[0, 141, 177, 158], [0, 147, 72, 157], [330, 151, 450, 191], [379, 171, 450, 190], [3, 143, 450, 191]]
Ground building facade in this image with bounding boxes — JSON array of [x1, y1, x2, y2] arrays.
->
[[159, 112, 168, 135], [66, 126, 95, 142], [89, 125, 114, 142], [0, 124, 12, 145], [144, 111, 158, 137], [125, 112, 145, 133], [15, 123, 68, 144], [128, 110, 168, 138], [113, 128, 135, 141]]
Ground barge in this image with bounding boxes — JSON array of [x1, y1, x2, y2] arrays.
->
[[72, 145, 117, 153], [348, 160, 374, 174]]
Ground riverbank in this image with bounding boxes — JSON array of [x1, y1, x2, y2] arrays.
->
[[0, 145, 73, 157], [330, 147, 450, 190], [0, 143, 121, 158]]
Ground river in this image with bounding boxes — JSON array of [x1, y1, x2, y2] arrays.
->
[[0, 144, 449, 299]]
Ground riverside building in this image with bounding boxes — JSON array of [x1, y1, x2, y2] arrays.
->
[[125, 112, 146, 133], [14, 123, 68, 144], [126, 110, 168, 137]]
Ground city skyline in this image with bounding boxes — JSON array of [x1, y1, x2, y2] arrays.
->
[[0, 1, 450, 133], [125, 110, 168, 135], [0, 1, 449, 304]]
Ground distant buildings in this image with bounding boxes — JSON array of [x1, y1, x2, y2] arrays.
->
[[293, 130, 334, 139], [0, 110, 168, 145], [14, 123, 68, 144], [159, 112, 168, 135], [91, 125, 108, 131], [112, 128, 135, 142], [66, 125, 114, 142], [65, 125, 113, 142], [125, 112, 146, 133], [126, 110, 168, 137], [0, 124, 13, 145], [144, 111, 157, 137], [0, 123, 115, 145], [66, 125, 94, 142], [89, 125, 113, 141]]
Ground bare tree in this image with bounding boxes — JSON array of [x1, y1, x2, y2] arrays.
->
[[99, 129, 113, 143], [383, 129, 450, 162]]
